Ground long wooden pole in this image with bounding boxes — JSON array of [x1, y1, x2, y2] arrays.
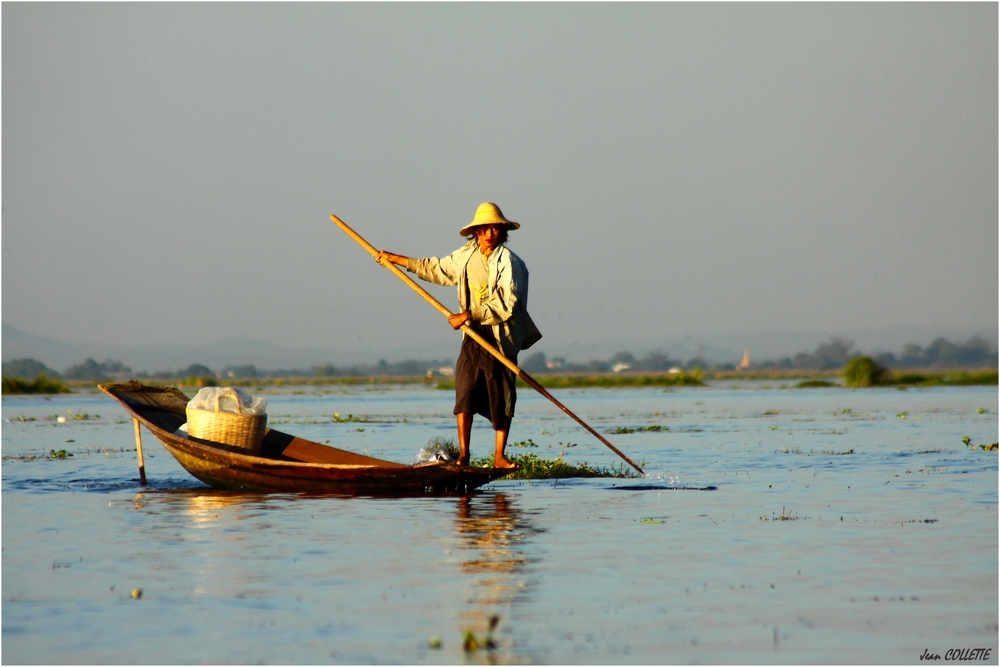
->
[[331, 214, 644, 474], [132, 417, 148, 485]]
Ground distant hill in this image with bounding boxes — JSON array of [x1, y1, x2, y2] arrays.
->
[[1, 323, 347, 373]]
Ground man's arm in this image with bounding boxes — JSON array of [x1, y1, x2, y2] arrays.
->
[[377, 250, 469, 328], [375, 251, 409, 268]]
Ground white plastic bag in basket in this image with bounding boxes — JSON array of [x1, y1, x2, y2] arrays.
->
[[187, 387, 267, 416]]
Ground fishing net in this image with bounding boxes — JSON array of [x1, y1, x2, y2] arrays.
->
[[416, 437, 459, 464]]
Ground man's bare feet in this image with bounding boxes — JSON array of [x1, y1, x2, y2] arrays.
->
[[494, 456, 518, 469]]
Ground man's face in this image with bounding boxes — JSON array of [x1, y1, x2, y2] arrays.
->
[[475, 225, 502, 252]]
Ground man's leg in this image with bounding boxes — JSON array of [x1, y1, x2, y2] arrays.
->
[[494, 415, 515, 468], [456, 412, 473, 466]]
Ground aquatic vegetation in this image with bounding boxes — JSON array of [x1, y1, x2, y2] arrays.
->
[[778, 507, 796, 520], [843, 357, 891, 387], [422, 437, 641, 478], [963, 436, 998, 451], [761, 507, 800, 521], [49, 449, 74, 459], [3, 452, 52, 462], [891, 371, 998, 387], [775, 447, 854, 455], [2, 374, 71, 395], [50, 410, 98, 421], [181, 376, 217, 388], [797, 380, 838, 388], [842, 358, 994, 388], [463, 615, 499, 653], [473, 450, 644, 479], [332, 412, 369, 423], [611, 424, 668, 434]]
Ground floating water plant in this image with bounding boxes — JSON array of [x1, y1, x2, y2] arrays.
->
[[49, 449, 74, 459], [332, 412, 370, 423], [612, 424, 668, 434], [473, 448, 644, 480], [963, 436, 998, 451], [761, 507, 800, 521], [463, 615, 499, 653], [797, 380, 838, 388], [775, 447, 853, 456], [420, 437, 643, 478]]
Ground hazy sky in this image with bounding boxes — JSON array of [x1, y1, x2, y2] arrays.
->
[[4, 3, 997, 362]]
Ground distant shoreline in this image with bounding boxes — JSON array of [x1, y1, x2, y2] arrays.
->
[[3, 367, 991, 395]]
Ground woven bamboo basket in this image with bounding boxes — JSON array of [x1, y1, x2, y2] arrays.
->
[[186, 388, 266, 454]]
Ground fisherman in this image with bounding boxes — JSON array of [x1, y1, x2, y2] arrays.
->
[[376, 203, 541, 468]]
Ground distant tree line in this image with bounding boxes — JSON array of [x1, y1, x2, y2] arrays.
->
[[1, 357, 134, 381], [311, 359, 454, 377], [755, 336, 996, 370], [1, 336, 995, 382]]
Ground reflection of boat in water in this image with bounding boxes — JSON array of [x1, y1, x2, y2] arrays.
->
[[100, 383, 511, 494], [456, 494, 534, 576], [454, 493, 541, 651]]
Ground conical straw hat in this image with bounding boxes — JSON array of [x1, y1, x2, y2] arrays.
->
[[459, 202, 520, 236]]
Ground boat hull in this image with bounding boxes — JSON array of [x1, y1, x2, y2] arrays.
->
[[158, 434, 503, 494], [100, 383, 510, 494]]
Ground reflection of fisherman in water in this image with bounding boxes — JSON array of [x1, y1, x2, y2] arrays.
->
[[453, 493, 542, 653]]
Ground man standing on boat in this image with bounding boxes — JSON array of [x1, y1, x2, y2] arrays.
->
[[376, 203, 541, 469]]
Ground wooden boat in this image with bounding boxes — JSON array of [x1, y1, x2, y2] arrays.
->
[[99, 382, 512, 494]]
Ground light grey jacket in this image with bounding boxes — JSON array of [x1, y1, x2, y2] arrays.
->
[[407, 240, 542, 361]]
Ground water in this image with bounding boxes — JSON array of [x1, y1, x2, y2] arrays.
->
[[3, 382, 997, 664]]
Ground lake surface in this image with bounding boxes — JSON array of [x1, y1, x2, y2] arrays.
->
[[3, 382, 997, 664]]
